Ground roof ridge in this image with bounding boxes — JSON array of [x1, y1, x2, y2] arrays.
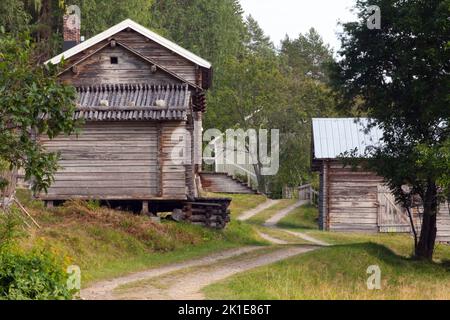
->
[[46, 19, 211, 68]]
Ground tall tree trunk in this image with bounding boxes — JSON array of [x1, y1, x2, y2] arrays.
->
[[415, 181, 438, 260], [32, 0, 55, 62], [253, 163, 266, 194], [0, 169, 17, 209]]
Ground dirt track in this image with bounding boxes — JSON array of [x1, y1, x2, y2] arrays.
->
[[82, 199, 327, 300], [113, 246, 317, 300]]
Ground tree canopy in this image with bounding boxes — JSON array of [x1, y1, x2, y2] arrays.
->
[[0, 32, 78, 193], [331, 0, 450, 260]]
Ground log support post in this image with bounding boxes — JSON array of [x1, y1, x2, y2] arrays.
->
[[45, 200, 54, 209], [141, 201, 149, 215]]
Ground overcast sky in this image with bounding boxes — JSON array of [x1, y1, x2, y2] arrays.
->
[[240, 0, 358, 53]]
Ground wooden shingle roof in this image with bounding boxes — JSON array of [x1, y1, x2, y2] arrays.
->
[[73, 83, 190, 121]]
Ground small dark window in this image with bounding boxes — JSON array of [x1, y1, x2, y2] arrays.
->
[[110, 56, 118, 64]]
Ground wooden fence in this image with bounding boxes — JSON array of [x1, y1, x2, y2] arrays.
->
[[298, 184, 319, 206]]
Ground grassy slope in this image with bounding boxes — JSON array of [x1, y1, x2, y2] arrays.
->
[[204, 204, 450, 300], [14, 190, 267, 286], [204, 242, 450, 300], [277, 203, 450, 262], [276, 204, 318, 230]]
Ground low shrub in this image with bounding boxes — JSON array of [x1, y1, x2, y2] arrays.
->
[[0, 247, 75, 300], [0, 213, 75, 300]]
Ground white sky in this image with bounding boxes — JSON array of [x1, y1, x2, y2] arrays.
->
[[240, 0, 358, 53]]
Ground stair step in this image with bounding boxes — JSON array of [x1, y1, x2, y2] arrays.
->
[[200, 172, 257, 194]]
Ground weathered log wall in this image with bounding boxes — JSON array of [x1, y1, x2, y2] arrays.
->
[[39, 121, 188, 200], [41, 26, 210, 203], [161, 121, 189, 199], [60, 45, 181, 86], [414, 203, 450, 243], [60, 30, 199, 86], [113, 30, 198, 84], [437, 204, 450, 242], [318, 162, 328, 230], [319, 161, 450, 242], [325, 162, 382, 232]]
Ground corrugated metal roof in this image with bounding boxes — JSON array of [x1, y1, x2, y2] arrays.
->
[[312, 118, 383, 159], [46, 19, 212, 69]]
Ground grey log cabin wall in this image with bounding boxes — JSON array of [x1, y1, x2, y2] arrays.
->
[[38, 20, 211, 202], [319, 161, 383, 233], [40, 122, 159, 199], [59, 45, 184, 86], [312, 118, 450, 242], [316, 161, 450, 243], [318, 161, 328, 231]]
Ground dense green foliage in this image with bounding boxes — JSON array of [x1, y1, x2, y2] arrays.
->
[[0, 0, 30, 34], [0, 214, 74, 300], [280, 28, 334, 82], [331, 0, 450, 259], [0, 247, 74, 300], [69, 0, 154, 37], [151, 0, 246, 66], [0, 32, 78, 193], [0, 1, 155, 61]]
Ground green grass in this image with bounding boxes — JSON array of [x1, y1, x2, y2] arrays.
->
[[38, 221, 264, 285], [12, 190, 268, 286], [254, 226, 311, 244], [204, 240, 450, 300], [204, 204, 450, 300], [204, 192, 267, 218], [246, 199, 299, 225], [305, 230, 450, 263], [274, 204, 450, 262], [276, 204, 319, 230]]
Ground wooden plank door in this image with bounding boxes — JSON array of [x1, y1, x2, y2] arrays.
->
[[377, 185, 411, 233]]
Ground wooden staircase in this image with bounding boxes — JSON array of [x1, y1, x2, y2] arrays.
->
[[200, 172, 258, 194]]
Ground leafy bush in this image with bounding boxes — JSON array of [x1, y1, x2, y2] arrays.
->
[[0, 247, 74, 300], [0, 213, 75, 300], [0, 212, 24, 250]]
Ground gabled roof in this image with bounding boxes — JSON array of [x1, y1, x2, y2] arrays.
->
[[58, 39, 202, 90], [312, 118, 383, 159], [46, 19, 211, 69]]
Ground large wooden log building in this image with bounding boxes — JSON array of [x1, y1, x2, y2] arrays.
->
[[38, 18, 230, 227], [312, 118, 450, 242]]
